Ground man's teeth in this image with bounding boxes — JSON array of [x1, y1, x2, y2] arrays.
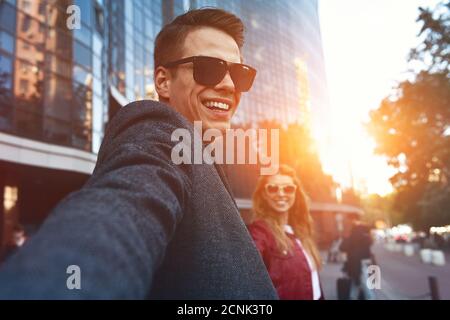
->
[[204, 101, 230, 111]]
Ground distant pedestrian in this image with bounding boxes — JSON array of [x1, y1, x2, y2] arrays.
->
[[340, 221, 373, 299], [2, 224, 27, 262]]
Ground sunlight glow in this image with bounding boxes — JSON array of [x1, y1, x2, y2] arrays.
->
[[318, 0, 441, 196]]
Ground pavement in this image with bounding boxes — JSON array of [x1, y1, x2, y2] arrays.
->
[[319, 243, 450, 300], [319, 255, 342, 300]]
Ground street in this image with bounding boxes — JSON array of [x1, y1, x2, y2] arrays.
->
[[320, 243, 450, 300]]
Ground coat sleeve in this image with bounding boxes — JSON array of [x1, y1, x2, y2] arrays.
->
[[0, 101, 192, 299]]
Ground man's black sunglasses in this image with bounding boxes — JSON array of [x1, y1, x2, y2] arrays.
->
[[162, 56, 257, 92]]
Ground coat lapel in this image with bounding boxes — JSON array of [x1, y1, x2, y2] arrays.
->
[[214, 164, 239, 211]]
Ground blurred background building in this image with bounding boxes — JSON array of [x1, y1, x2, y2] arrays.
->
[[0, 0, 357, 254], [0, 0, 108, 252]]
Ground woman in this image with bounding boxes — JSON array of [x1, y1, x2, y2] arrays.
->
[[248, 164, 323, 299]]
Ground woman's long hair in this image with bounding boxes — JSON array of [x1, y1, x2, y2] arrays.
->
[[252, 164, 322, 270]]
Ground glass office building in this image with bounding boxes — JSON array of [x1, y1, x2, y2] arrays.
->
[[106, 0, 162, 106], [0, 0, 109, 254], [0, 0, 108, 153], [0, 0, 331, 253]]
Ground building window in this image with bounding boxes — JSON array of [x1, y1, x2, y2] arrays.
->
[[46, 28, 73, 59], [15, 106, 43, 140], [92, 34, 102, 57], [73, 64, 92, 86], [44, 74, 72, 121], [75, 0, 92, 26], [3, 185, 18, 213], [38, 1, 46, 17], [19, 79, 29, 96], [20, 14, 32, 33], [45, 54, 70, 80], [16, 38, 45, 68], [0, 30, 14, 54], [134, 5, 143, 31], [0, 53, 12, 91], [74, 25, 92, 48], [72, 81, 92, 126], [94, 4, 104, 35], [74, 41, 92, 71], [72, 124, 91, 151], [43, 117, 71, 146], [0, 2, 16, 34]]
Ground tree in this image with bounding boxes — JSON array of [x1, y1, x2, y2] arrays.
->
[[409, 1, 450, 74], [367, 1, 450, 230], [361, 193, 401, 227]]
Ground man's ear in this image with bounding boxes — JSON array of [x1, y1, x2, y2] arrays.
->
[[154, 66, 171, 100]]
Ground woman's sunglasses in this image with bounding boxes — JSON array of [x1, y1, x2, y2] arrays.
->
[[162, 56, 257, 92], [265, 184, 297, 195]]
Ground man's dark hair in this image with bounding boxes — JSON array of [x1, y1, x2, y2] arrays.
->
[[154, 8, 245, 70]]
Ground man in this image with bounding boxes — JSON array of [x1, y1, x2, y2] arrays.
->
[[339, 222, 373, 299], [1, 225, 27, 262], [0, 8, 278, 299]]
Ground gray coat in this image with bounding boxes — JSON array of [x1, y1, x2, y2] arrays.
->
[[0, 100, 278, 300]]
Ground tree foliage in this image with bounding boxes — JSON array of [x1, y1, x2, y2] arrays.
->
[[367, 1, 450, 230]]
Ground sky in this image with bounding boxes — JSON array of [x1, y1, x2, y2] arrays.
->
[[318, 0, 442, 196]]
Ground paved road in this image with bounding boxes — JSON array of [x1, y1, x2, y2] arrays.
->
[[320, 244, 450, 300], [372, 243, 450, 300]]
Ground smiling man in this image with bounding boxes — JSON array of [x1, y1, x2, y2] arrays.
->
[[0, 8, 277, 299]]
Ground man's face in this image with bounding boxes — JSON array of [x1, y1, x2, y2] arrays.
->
[[165, 27, 242, 131]]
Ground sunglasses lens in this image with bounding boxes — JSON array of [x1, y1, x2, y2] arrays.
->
[[284, 185, 296, 194], [266, 185, 279, 194], [230, 64, 256, 92], [193, 57, 227, 86]]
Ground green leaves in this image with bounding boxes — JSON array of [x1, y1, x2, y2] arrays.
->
[[367, 1, 450, 229]]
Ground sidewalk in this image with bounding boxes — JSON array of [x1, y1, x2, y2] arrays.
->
[[319, 253, 342, 300]]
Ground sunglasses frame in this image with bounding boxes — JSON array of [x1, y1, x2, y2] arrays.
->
[[162, 56, 257, 92], [264, 183, 297, 195]]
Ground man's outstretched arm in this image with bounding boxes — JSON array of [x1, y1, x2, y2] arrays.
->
[[0, 101, 192, 299]]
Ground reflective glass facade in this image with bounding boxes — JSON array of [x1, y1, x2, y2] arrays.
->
[[107, 0, 162, 104], [0, 0, 108, 152]]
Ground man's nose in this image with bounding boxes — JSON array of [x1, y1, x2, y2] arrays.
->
[[214, 71, 235, 93]]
